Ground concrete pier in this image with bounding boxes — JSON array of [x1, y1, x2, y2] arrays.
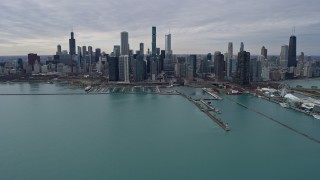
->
[[178, 92, 230, 131]]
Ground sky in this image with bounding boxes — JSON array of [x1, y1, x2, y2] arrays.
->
[[0, 0, 320, 56]]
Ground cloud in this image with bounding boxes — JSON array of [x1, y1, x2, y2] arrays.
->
[[0, 0, 319, 55]]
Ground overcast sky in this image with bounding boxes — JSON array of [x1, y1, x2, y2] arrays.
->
[[0, 0, 319, 56]]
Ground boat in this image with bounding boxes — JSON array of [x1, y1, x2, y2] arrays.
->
[[313, 114, 320, 120], [84, 86, 92, 92], [226, 89, 243, 95], [279, 102, 289, 108]]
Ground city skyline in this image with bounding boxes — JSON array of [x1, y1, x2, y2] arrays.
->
[[0, 0, 320, 56]]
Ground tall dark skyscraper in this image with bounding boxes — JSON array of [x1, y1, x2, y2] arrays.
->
[[95, 48, 101, 62], [152, 26, 156, 57], [108, 57, 119, 81], [235, 50, 250, 85], [261, 46, 267, 59], [69, 32, 76, 56], [288, 35, 297, 67], [189, 55, 197, 77], [57, 44, 62, 55], [214, 51, 224, 82]]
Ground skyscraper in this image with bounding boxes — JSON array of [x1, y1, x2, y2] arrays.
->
[[113, 45, 120, 57], [240, 42, 244, 52], [82, 46, 87, 72], [226, 42, 233, 78], [95, 48, 101, 63], [121, 31, 129, 56], [189, 55, 197, 77], [214, 51, 225, 82], [119, 32, 130, 82], [108, 57, 119, 81], [164, 33, 174, 75], [152, 26, 156, 57], [261, 46, 268, 59], [69, 32, 76, 56], [77, 46, 81, 70], [288, 35, 297, 67], [119, 55, 129, 82], [139, 43, 144, 55], [57, 44, 62, 55], [235, 50, 250, 85], [228, 42, 233, 61], [280, 45, 289, 67]]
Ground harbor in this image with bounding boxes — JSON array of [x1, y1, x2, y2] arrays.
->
[[178, 92, 230, 131]]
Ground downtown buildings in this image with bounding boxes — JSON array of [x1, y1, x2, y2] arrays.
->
[[2, 27, 320, 86]]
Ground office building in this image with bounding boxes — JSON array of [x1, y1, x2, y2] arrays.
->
[[280, 45, 289, 67], [69, 32, 76, 56], [214, 51, 224, 82], [108, 57, 119, 81], [261, 46, 267, 59], [288, 35, 297, 67], [235, 50, 250, 85], [152, 26, 156, 57], [121, 32, 129, 55]]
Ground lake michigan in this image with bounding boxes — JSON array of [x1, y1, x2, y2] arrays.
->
[[0, 83, 320, 180]]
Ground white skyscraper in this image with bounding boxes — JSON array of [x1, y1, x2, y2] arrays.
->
[[164, 34, 174, 73], [119, 55, 129, 82]]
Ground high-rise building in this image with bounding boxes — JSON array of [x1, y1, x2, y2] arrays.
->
[[113, 45, 120, 57], [69, 32, 76, 56], [288, 35, 297, 67], [121, 32, 129, 56], [280, 45, 289, 67], [57, 44, 62, 55], [235, 50, 250, 85], [28, 53, 40, 66], [139, 43, 144, 55], [261, 46, 268, 59], [164, 34, 174, 75], [152, 26, 156, 57], [119, 55, 129, 82], [189, 55, 197, 77], [108, 57, 119, 81], [250, 56, 263, 82], [77, 46, 81, 70], [95, 48, 101, 63], [226, 42, 233, 78], [82, 46, 87, 72], [228, 42, 233, 60], [214, 51, 224, 82], [88, 46, 93, 72], [240, 42, 244, 52]]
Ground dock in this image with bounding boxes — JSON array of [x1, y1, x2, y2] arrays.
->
[[200, 99, 222, 114], [178, 92, 230, 131], [202, 88, 223, 100]]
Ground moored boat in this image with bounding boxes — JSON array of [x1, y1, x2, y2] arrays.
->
[[313, 114, 320, 120], [85, 86, 92, 92], [226, 89, 243, 95], [279, 103, 289, 108]]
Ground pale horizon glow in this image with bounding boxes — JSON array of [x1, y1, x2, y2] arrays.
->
[[0, 0, 320, 56]]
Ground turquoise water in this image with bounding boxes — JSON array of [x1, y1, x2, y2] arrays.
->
[[0, 84, 320, 180]]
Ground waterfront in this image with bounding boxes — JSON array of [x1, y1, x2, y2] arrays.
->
[[283, 78, 320, 88], [1, 84, 320, 179]]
